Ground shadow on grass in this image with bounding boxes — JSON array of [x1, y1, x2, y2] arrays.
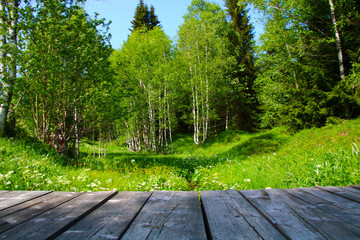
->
[[71, 130, 290, 183], [217, 133, 288, 158], [87, 153, 223, 180]]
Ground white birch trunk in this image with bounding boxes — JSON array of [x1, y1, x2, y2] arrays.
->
[[167, 97, 173, 153], [329, 0, 345, 79], [203, 32, 209, 143], [74, 105, 79, 156], [0, 0, 18, 136], [0, 1, 6, 136], [226, 103, 229, 130]]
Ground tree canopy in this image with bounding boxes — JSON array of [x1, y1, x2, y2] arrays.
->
[[0, 0, 359, 156], [130, 0, 160, 32]]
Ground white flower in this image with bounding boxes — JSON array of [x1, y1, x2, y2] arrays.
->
[[244, 179, 251, 182], [131, 159, 135, 163]]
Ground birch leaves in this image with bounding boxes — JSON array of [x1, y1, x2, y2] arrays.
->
[[112, 28, 174, 152], [177, 0, 229, 144], [112, 0, 255, 149]]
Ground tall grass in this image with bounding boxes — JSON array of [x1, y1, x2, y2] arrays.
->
[[1, 118, 359, 191]]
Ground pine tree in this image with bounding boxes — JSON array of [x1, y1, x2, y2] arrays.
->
[[130, 0, 160, 32]]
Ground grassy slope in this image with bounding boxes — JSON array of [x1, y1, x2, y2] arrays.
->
[[1, 118, 359, 191]]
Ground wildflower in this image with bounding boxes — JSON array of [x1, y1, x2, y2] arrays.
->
[[131, 159, 135, 163], [4, 171, 14, 178], [244, 179, 251, 182]]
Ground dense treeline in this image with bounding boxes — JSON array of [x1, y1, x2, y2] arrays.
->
[[241, 0, 360, 129], [111, 0, 258, 151], [1, 0, 112, 156], [0, 0, 359, 156]]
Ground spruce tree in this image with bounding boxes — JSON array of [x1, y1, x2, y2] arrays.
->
[[130, 0, 160, 32], [148, 5, 160, 30], [130, 0, 147, 31], [225, 0, 257, 131]]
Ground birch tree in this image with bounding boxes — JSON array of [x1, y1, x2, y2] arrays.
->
[[240, 0, 360, 129], [177, 0, 230, 144], [0, 0, 19, 136], [111, 27, 174, 152], [19, 0, 112, 156]]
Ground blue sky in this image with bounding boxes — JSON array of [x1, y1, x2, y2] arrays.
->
[[85, 0, 264, 49]]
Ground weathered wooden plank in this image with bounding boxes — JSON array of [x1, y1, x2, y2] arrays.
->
[[0, 191, 117, 240], [201, 190, 285, 240], [341, 186, 360, 195], [240, 189, 326, 240], [0, 192, 10, 197], [0, 192, 81, 234], [56, 191, 151, 240], [0, 191, 28, 201], [281, 188, 360, 239], [350, 185, 360, 191], [121, 191, 207, 240], [300, 187, 360, 215], [318, 186, 360, 203], [0, 191, 51, 210]]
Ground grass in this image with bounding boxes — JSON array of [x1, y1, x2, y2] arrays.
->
[[1, 118, 359, 191]]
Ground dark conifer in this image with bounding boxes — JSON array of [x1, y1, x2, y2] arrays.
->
[[148, 5, 160, 30], [130, 0, 160, 32], [224, 0, 258, 131]]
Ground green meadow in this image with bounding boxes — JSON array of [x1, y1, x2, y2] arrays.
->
[[1, 118, 359, 192]]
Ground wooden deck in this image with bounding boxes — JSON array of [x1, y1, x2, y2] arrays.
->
[[0, 186, 360, 239]]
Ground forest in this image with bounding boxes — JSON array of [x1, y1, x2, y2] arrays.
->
[[0, 0, 359, 191]]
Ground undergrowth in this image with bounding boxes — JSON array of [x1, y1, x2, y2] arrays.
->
[[1, 118, 359, 191]]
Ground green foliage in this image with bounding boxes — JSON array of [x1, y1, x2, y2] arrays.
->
[[224, 0, 258, 130], [110, 27, 174, 152], [130, 0, 160, 32], [192, 118, 360, 190], [17, 0, 112, 156], [1, 118, 359, 192], [241, 0, 360, 130], [0, 137, 189, 191], [176, 0, 236, 143]]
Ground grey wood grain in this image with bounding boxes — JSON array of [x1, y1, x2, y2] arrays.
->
[[0, 192, 10, 197], [0, 191, 117, 240], [0, 191, 28, 201], [240, 189, 326, 240], [300, 187, 360, 215], [350, 185, 360, 191], [121, 191, 207, 240], [201, 190, 285, 240], [0, 192, 81, 233], [340, 186, 360, 195], [56, 191, 151, 240], [281, 188, 360, 239], [0, 191, 51, 210], [317, 186, 360, 203]]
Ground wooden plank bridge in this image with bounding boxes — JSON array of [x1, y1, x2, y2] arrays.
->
[[0, 186, 360, 239]]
